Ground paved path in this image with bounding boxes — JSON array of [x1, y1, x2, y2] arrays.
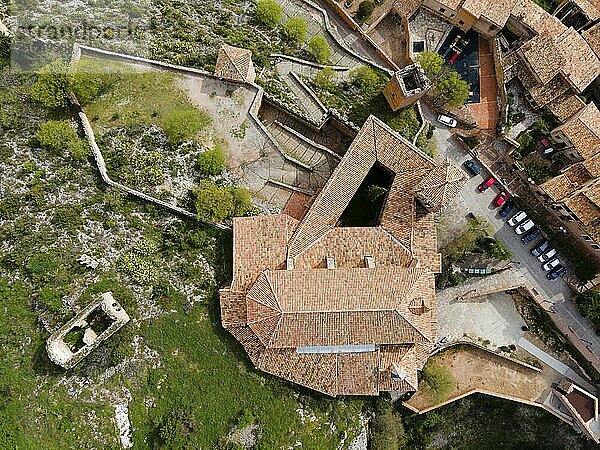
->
[[518, 338, 594, 392], [420, 102, 600, 367]]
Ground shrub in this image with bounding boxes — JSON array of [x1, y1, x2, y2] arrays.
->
[[30, 60, 70, 109], [163, 107, 211, 145], [255, 0, 282, 28], [284, 17, 307, 45], [51, 204, 84, 233], [308, 35, 332, 65], [349, 65, 385, 100], [314, 66, 336, 90], [26, 254, 58, 281], [193, 181, 254, 223], [197, 146, 226, 176], [368, 399, 406, 450], [36, 120, 78, 152], [420, 361, 455, 402], [357, 0, 375, 21], [70, 59, 119, 106], [524, 161, 552, 184]]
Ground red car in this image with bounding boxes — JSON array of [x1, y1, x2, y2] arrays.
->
[[478, 177, 495, 192], [493, 191, 508, 207]]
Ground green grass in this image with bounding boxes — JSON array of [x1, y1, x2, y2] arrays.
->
[[131, 304, 363, 448], [78, 56, 207, 134]]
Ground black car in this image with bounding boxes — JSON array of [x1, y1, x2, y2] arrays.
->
[[463, 159, 481, 176], [531, 239, 550, 257], [521, 228, 541, 244], [499, 198, 515, 217], [547, 265, 566, 280]]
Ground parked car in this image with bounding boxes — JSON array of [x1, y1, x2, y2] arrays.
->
[[521, 228, 541, 244], [542, 257, 561, 271], [437, 114, 457, 127], [478, 177, 495, 192], [547, 265, 566, 280], [463, 159, 481, 176], [508, 210, 528, 226], [493, 192, 508, 207], [499, 198, 515, 217], [531, 240, 550, 257], [515, 219, 535, 235], [542, 146, 555, 155], [538, 248, 557, 263]]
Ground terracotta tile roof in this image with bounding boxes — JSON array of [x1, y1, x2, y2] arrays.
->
[[461, 0, 488, 18], [219, 115, 454, 396], [583, 153, 600, 177], [540, 163, 593, 202], [546, 94, 586, 123], [481, 0, 520, 27], [520, 28, 599, 93], [414, 158, 467, 211], [231, 214, 298, 292], [574, 0, 600, 20], [293, 227, 413, 270], [554, 102, 600, 160], [432, 0, 464, 10], [566, 191, 600, 226], [583, 22, 600, 58], [214, 44, 257, 83]]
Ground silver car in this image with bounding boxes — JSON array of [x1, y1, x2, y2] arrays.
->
[[515, 219, 535, 235], [508, 211, 528, 227], [542, 257, 561, 271], [537, 248, 557, 263]]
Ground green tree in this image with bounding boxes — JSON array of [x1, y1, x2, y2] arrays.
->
[[30, 60, 70, 109], [314, 66, 336, 90], [231, 186, 255, 217], [284, 17, 307, 45], [255, 0, 282, 28], [163, 107, 211, 145], [197, 145, 227, 176], [350, 65, 385, 100], [577, 290, 600, 321], [357, 0, 375, 21], [308, 35, 332, 65], [414, 51, 444, 79], [368, 399, 406, 450], [436, 70, 470, 107], [420, 361, 455, 402]]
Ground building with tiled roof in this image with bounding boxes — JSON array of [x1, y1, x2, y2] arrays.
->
[[583, 22, 600, 58], [214, 44, 256, 83], [220, 116, 465, 396], [540, 101, 600, 257]]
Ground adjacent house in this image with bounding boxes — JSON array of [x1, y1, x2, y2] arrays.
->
[[538, 102, 600, 260], [220, 115, 466, 397]]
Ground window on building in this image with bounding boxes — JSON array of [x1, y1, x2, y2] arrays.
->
[[582, 234, 593, 241], [439, 7, 446, 13], [458, 19, 465, 25], [591, 244, 600, 251]]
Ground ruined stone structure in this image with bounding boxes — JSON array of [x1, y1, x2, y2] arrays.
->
[[46, 292, 130, 369]]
